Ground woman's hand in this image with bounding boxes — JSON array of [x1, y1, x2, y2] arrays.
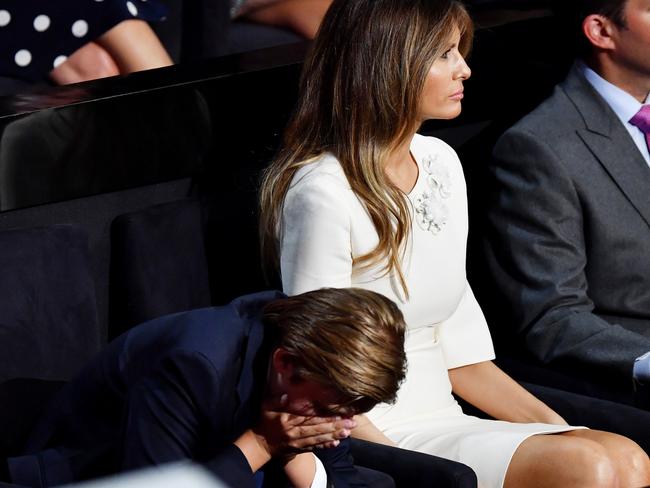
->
[[448, 360, 567, 425]]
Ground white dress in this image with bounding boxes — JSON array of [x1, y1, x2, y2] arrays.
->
[[279, 134, 581, 488]]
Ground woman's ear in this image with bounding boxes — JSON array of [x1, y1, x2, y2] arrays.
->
[[582, 14, 617, 51]]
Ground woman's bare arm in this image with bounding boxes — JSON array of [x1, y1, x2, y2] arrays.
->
[[283, 453, 317, 488], [351, 414, 396, 446], [448, 360, 567, 425]]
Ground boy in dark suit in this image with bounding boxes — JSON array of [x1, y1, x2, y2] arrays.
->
[[7, 288, 407, 488]]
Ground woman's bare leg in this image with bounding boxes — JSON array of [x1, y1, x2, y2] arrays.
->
[[95, 19, 172, 73], [50, 19, 171, 85], [242, 0, 333, 39], [504, 429, 650, 488], [50, 42, 119, 85]]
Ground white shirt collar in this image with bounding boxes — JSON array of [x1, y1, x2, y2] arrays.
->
[[578, 60, 650, 125]]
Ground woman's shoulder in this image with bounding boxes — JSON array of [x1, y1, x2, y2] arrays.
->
[[283, 153, 355, 217], [289, 153, 351, 192], [411, 133, 465, 183], [412, 133, 460, 162]]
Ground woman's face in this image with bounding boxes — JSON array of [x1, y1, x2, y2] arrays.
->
[[418, 27, 471, 122]]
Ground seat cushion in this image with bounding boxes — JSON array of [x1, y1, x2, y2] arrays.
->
[[350, 438, 477, 488]]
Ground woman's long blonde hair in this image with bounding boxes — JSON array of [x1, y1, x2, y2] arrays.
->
[[259, 0, 473, 294]]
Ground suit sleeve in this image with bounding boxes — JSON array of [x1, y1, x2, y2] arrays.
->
[[121, 351, 256, 488], [280, 174, 353, 295], [315, 438, 368, 488], [485, 127, 650, 379]]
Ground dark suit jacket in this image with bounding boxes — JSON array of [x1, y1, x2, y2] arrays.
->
[[485, 64, 650, 384], [8, 291, 365, 488]]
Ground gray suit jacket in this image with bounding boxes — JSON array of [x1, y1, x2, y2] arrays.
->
[[485, 64, 650, 382]]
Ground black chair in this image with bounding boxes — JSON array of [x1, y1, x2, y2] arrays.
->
[[0, 224, 100, 460], [228, 22, 303, 55], [351, 439, 477, 488], [109, 198, 211, 339], [0, 224, 100, 385]]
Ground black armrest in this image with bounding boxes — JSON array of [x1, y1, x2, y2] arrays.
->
[[350, 439, 477, 488], [521, 382, 650, 453]]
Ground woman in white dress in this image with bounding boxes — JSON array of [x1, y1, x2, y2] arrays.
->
[[259, 0, 650, 487]]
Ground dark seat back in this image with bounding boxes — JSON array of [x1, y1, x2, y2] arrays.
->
[[0, 224, 99, 457], [109, 198, 211, 338], [0, 224, 100, 382]]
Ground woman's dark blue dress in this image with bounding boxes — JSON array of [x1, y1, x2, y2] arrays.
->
[[0, 0, 167, 82]]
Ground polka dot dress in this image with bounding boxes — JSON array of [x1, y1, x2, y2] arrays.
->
[[0, 0, 167, 82]]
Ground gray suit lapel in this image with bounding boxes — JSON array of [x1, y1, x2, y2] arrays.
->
[[563, 67, 650, 229]]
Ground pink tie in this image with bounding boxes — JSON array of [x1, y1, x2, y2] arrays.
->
[[630, 105, 650, 153]]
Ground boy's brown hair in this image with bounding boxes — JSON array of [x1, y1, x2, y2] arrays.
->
[[263, 288, 407, 413]]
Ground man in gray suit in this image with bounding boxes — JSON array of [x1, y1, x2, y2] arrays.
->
[[484, 0, 650, 404]]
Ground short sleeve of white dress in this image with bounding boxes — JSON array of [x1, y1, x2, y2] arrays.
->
[[280, 161, 353, 295], [411, 136, 495, 370], [438, 282, 496, 369]]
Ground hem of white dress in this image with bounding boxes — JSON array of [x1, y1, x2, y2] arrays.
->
[[496, 425, 588, 488]]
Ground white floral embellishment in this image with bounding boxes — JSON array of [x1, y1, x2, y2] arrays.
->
[[414, 154, 452, 235]]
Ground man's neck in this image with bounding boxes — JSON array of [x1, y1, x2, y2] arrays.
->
[[586, 55, 650, 103]]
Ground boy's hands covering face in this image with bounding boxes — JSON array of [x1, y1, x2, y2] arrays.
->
[[254, 409, 356, 459]]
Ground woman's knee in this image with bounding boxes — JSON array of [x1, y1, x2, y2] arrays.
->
[[629, 444, 650, 476], [508, 435, 618, 488], [567, 429, 650, 486], [607, 436, 650, 485], [567, 439, 618, 488]]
